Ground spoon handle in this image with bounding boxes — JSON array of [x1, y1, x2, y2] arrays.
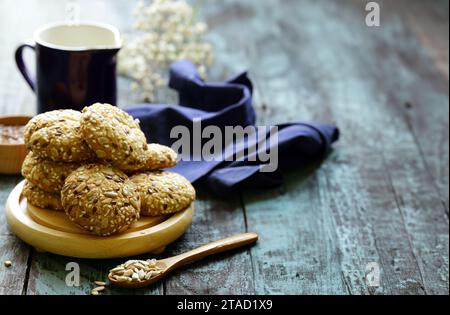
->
[[167, 232, 258, 268]]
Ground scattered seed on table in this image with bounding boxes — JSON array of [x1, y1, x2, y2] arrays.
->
[[92, 286, 105, 292], [94, 281, 106, 286]]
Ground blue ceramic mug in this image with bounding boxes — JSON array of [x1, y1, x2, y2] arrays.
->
[[15, 22, 121, 113]]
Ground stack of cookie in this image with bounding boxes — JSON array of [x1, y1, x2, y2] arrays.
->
[[21, 103, 195, 236]]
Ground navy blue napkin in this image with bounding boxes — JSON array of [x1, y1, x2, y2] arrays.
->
[[126, 60, 339, 196]]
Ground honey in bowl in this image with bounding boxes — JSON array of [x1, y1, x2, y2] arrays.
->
[[0, 116, 31, 174]]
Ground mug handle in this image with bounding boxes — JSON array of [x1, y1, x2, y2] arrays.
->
[[15, 40, 36, 91]]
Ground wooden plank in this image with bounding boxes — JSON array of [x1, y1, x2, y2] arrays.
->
[[0, 174, 28, 295], [234, 0, 380, 295], [325, 0, 448, 294], [163, 190, 255, 294], [0, 236, 29, 295], [200, 0, 348, 294], [300, 0, 448, 294], [244, 168, 349, 294], [0, 175, 22, 236], [236, 0, 448, 294], [0, 176, 29, 295], [386, 0, 449, 80], [381, 0, 449, 214], [352, 0, 449, 294]]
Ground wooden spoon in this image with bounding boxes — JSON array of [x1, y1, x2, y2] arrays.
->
[[109, 232, 258, 288]]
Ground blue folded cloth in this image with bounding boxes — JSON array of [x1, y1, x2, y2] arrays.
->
[[125, 60, 339, 196]]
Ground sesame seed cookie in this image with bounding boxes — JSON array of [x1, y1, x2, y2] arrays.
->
[[130, 171, 195, 217], [22, 181, 63, 211], [61, 164, 141, 236], [21, 152, 81, 193], [80, 103, 149, 172], [24, 109, 95, 162], [133, 143, 177, 173]]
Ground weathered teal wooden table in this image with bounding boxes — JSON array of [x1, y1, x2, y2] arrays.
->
[[0, 0, 448, 295]]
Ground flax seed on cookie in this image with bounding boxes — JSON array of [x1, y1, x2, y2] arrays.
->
[[24, 109, 95, 162], [80, 103, 149, 173]]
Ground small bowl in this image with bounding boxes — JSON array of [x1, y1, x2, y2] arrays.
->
[[0, 116, 32, 174]]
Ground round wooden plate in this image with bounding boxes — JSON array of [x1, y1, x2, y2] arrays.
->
[[5, 180, 195, 259]]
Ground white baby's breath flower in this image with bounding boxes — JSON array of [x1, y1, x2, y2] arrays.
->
[[119, 0, 213, 102]]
